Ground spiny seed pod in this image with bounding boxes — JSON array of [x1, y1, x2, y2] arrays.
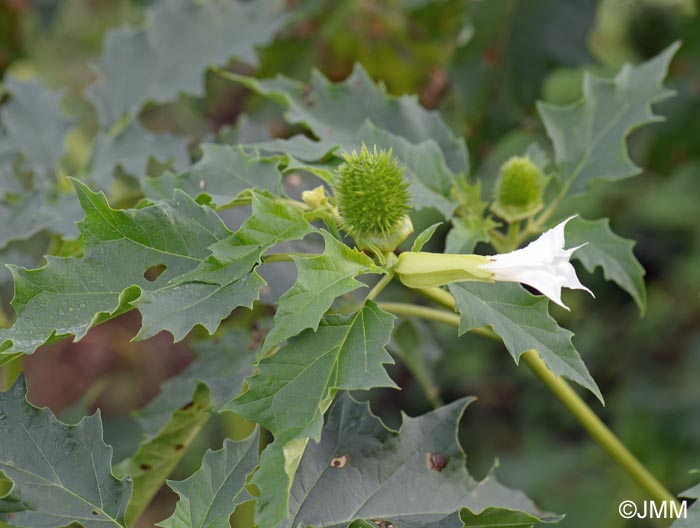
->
[[492, 156, 545, 222], [336, 144, 413, 252]]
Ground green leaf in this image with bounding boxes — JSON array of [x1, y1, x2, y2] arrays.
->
[[90, 120, 189, 189], [0, 76, 74, 175], [115, 384, 211, 526], [134, 331, 254, 439], [0, 194, 59, 251], [144, 144, 284, 207], [133, 192, 314, 341], [448, 282, 602, 402], [229, 64, 469, 174], [158, 431, 259, 528], [0, 376, 132, 527], [538, 43, 679, 192], [285, 393, 560, 528], [565, 216, 646, 314], [87, 0, 287, 127], [412, 222, 443, 252], [261, 231, 380, 354], [445, 216, 492, 254], [671, 474, 700, 528], [227, 301, 396, 527], [0, 180, 231, 355]]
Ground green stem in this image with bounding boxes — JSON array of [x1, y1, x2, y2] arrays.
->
[[367, 271, 394, 301], [397, 289, 678, 506], [506, 220, 521, 249], [520, 349, 677, 505]]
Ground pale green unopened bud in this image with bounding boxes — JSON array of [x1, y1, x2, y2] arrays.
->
[[492, 156, 545, 221]]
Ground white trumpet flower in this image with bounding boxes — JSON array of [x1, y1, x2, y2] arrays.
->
[[479, 216, 593, 309]]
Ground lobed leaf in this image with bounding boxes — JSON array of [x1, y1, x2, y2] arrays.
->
[[158, 431, 259, 528], [230, 63, 469, 174], [0, 181, 230, 355], [0, 183, 311, 356], [89, 120, 189, 189], [565, 216, 646, 314], [87, 0, 287, 127], [285, 393, 560, 528], [133, 192, 315, 341], [0, 194, 60, 251], [261, 231, 380, 354], [115, 384, 211, 526], [672, 478, 700, 528], [144, 144, 285, 207], [227, 301, 396, 527], [0, 76, 74, 175], [0, 376, 131, 527], [448, 282, 602, 402], [538, 43, 679, 192]]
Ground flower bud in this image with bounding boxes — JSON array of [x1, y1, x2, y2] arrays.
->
[[336, 144, 413, 251], [492, 156, 545, 221], [301, 185, 328, 209]]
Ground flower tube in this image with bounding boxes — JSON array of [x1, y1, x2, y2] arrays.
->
[[396, 217, 593, 309]]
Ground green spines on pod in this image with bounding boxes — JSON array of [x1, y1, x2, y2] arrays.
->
[[492, 156, 546, 221], [336, 144, 413, 252]]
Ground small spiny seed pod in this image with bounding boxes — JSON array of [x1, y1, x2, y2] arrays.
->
[[336, 144, 413, 252], [492, 156, 545, 222]]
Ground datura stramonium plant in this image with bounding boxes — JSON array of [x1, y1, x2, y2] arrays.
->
[[396, 217, 593, 310]]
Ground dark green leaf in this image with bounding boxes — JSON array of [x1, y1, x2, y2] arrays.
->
[[227, 301, 396, 528], [445, 216, 492, 254], [87, 0, 287, 126], [285, 393, 560, 528], [0, 76, 74, 175], [448, 282, 601, 401], [90, 120, 189, 188], [0, 194, 58, 251], [115, 384, 211, 526], [538, 43, 679, 192], [133, 192, 314, 341], [0, 376, 131, 527], [566, 216, 646, 314], [158, 431, 259, 528], [0, 181, 231, 355], [261, 231, 380, 354], [229, 64, 469, 174], [144, 144, 284, 207]]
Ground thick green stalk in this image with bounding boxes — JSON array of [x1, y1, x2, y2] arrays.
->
[[380, 292, 678, 506], [520, 348, 677, 505]]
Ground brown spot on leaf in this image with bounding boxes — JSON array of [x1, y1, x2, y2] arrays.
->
[[139, 463, 152, 471], [175, 443, 185, 451], [330, 454, 351, 468], [426, 452, 449, 471]]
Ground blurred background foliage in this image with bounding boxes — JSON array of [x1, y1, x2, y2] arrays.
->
[[0, 0, 698, 527]]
